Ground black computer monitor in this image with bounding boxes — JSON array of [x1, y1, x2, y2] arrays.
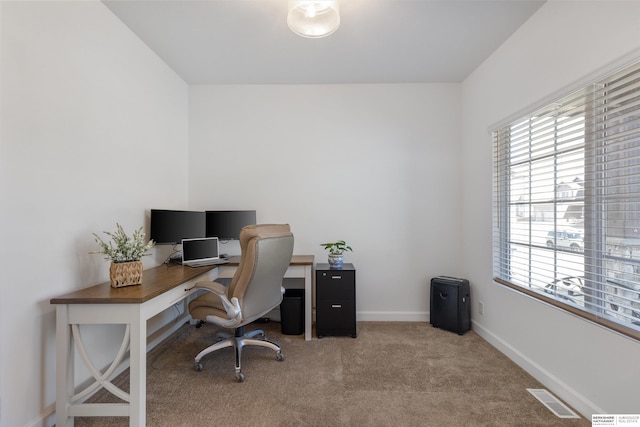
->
[[205, 210, 257, 240], [149, 209, 206, 244]]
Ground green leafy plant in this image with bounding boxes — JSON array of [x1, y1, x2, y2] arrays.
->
[[92, 223, 155, 263], [320, 240, 353, 255]]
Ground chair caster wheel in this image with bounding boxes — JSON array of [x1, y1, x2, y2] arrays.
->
[[276, 351, 284, 362], [235, 372, 245, 383], [195, 362, 203, 372]]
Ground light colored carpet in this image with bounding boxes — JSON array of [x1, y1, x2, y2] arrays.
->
[[75, 321, 590, 426]]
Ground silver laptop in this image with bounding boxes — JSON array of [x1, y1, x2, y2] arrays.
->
[[181, 237, 223, 267]]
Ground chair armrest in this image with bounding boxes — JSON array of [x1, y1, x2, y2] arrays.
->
[[194, 280, 226, 296], [194, 281, 241, 324]]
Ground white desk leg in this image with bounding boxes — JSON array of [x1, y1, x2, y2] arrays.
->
[[128, 306, 146, 427], [56, 305, 74, 426], [305, 265, 312, 341]]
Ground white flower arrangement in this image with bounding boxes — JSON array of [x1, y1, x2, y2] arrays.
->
[[92, 223, 155, 263]]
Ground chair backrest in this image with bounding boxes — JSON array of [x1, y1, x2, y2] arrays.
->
[[228, 224, 294, 323]]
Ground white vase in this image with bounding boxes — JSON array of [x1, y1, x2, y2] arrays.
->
[[328, 254, 344, 268]]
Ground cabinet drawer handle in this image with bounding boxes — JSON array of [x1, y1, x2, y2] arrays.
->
[[331, 275, 342, 279], [331, 304, 342, 308]]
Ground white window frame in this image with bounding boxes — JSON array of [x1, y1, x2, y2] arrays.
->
[[493, 60, 640, 341]]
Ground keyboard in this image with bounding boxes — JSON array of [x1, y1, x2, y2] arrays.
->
[[185, 259, 230, 268]]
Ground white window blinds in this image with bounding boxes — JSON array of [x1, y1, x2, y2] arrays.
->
[[493, 60, 640, 340]]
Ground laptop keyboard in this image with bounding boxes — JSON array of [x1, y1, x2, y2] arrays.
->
[[186, 259, 229, 268]]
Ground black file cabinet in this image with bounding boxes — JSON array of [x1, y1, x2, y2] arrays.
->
[[316, 263, 357, 338]]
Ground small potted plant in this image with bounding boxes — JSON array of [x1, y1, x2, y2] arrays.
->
[[320, 240, 353, 269], [92, 223, 155, 288]]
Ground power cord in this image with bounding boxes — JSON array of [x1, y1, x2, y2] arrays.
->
[[163, 244, 182, 265]]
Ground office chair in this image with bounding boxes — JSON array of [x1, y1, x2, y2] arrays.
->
[[188, 224, 294, 382]]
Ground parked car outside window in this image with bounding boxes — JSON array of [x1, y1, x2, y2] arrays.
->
[[546, 230, 583, 251]]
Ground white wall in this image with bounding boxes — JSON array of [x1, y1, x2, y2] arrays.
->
[[188, 84, 463, 319], [0, 2, 188, 426], [462, 0, 640, 417]]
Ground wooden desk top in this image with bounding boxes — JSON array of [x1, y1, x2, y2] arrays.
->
[[50, 255, 314, 305], [50, 264, 216, 305]]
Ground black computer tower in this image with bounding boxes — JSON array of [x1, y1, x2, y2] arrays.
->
[[430, 276, 471, 335]]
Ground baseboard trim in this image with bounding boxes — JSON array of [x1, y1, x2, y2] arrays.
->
[[28, 406, 55, 427], [471, 320, 603, 419], [356, 311, 429, 322]]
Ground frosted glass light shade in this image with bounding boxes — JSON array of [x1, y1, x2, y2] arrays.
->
[[287, 0, 340, 38]]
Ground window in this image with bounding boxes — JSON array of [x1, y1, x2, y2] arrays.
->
[[493, 60, 640, 340]]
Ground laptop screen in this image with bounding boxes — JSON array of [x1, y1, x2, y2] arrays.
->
[[181, 237, 219, 266]]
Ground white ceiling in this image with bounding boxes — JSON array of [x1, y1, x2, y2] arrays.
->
[[102, 0, 545, 85]]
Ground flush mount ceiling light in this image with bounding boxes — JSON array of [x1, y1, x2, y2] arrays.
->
[[287, 0, 340, 38]]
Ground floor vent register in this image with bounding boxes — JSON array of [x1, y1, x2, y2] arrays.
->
[[527, 388, 580, 419]]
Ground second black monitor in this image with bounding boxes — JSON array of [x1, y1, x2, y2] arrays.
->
[[206, 210, 257, 240]]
